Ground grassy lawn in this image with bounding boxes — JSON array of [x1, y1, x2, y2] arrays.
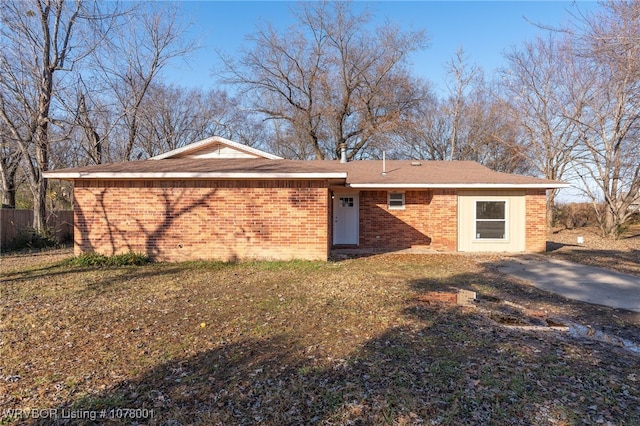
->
[[1, 252, 639, 425]]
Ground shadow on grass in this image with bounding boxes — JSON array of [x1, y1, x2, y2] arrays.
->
[[19, 263, 640, 425], [1, 261, 73, 281], [547, 248, 640, 277], [0, 260, 200, 295]]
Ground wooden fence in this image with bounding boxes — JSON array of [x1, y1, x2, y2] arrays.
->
[[0, 209, 73, 249]]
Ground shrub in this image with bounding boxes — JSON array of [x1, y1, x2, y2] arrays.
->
[[65, 252, 150, 267], [553, 202, 603, 229], [9, 227, 59, 251]]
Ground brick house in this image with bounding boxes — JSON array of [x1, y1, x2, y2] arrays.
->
[[44, 136, 568, 261]]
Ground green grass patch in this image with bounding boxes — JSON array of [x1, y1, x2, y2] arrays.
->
[[63, 252, 150, 267], [248, 259, 326, 271], [175, 260, 238, 270]]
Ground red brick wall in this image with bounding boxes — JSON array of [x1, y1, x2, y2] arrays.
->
[[357, 190, 457, 251], [525, 189, 548, 252], [428, 189, 458, 251], [73, 179, 330, 261]]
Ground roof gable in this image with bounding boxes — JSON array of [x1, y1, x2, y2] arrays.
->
[[149, 136, 283, 160]]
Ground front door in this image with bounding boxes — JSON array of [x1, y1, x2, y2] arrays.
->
[[333, 194, 359, 245]]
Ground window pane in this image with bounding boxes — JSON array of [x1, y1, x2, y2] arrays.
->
[[340, 197, 353, 207], [477, 201, 505, 219], [476, 221, 505, 239]]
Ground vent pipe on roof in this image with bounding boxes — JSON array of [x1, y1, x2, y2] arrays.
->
[[382, 151, 387, 176], [339, 143, 347, 163]]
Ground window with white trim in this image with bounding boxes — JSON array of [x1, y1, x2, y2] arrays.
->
[[388, 192, 405, 210], [475, 201, 506, 239]]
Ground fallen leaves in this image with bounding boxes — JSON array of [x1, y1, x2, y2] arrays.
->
[[1, 251, 639, 425]]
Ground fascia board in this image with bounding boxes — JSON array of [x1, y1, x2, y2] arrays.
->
[[43, 172, 348, 180], [347, 183, 571, 189]]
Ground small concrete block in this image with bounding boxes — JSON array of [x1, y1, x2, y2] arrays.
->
[[457, 289, 477, 306]]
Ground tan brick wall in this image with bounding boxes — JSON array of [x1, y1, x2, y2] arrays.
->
[[357, 189, 457, 251], [73, 179, 330, 261], [525, 189, 548, 252]]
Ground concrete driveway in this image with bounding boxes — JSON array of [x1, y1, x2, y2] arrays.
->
[[495, 255, 640, 313]]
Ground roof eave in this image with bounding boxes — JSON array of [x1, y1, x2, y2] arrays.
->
[[347, 183, 570, 189], [43, 171, 348, 180]]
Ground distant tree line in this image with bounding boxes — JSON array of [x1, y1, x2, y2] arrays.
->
[[1, 0, 638, 238]]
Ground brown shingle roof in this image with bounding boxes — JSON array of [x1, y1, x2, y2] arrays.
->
[[43, 158, 566, 188], [336, 160, 558, 186], [46, 158, 335, 175]]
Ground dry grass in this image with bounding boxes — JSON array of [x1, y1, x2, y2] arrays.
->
[[1, 251, 639, 425], [547, 225, 640, 277]]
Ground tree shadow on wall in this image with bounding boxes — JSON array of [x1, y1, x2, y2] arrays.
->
[[75, 184, 326, 261], [342, 206, 432, 256], [138, 188, 219, 260]]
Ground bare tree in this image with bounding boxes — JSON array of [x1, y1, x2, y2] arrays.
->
[[502, 35, 582, 227], [135, 84, 266, 158], [220, 2, 428, 160], [463, 86, 529, 174], [90, 3, 196, 162], [381, 92, 449, 161], [0, 0, 112, 229], [403, 108, 450, 161], [563, 1, 640, 237], [74, 77, 105, 164], [390, 75, 526, 173], [443, 48, 483, 161]]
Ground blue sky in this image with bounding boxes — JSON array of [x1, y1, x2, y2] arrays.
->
[[169, 1, 599, 95]]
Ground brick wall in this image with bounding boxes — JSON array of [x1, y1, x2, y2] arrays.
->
[[428, 189, 458, 251], [525, 189, 548, 252], [73, 179, 330, 261], [357, 189, 457, 251]]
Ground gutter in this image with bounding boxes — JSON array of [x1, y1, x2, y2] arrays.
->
[[347, 183, 570, 189], [43, 171, 349, 180]]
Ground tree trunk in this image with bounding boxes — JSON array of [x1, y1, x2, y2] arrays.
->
[[33, 177, 47, 232], [0, 158, 18, 208], [33, 140, 49, 231], [1, 174, 17, 208], [602, 208, 620, 239], [546, 189, 556, 230], [34, 82, 51, 231], [2, 188, 16, 208]]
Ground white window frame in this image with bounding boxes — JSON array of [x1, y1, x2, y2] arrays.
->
[[474, 199, 508, 240], [388, 192, 405, 210]]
